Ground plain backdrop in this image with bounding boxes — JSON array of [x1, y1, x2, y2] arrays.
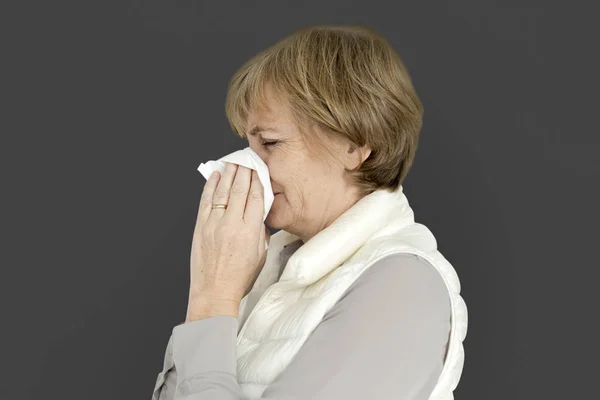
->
[[3, 1, 599, 399]]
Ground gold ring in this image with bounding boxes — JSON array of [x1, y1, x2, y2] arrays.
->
[[212, 204, 227, 209]]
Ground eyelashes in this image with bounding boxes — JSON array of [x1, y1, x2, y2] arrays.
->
[[262, 141, 279, 147]]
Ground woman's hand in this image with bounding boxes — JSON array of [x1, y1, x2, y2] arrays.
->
[[187, 162, 270, 320]]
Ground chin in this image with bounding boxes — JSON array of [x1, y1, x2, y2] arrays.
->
[[265, 212, 280, 229], [265, 206, 287, 231], [267, 193, 292, 229]]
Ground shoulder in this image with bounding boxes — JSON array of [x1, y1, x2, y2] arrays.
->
[[353, 253, 447, 290], [324, 253, 451, 324]]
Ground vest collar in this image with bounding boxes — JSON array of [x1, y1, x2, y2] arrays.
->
[[268, 184, 415, 288]]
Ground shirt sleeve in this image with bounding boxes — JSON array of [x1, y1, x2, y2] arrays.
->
[[152, 253, 451, 400]]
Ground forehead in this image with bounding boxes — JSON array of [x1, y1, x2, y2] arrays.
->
[[247, 87, 295, 134]]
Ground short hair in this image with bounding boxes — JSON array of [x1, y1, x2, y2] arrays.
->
[[225, 24, 424, 197]]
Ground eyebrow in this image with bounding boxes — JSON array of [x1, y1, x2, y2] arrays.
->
[[247, 125, 279, 136]]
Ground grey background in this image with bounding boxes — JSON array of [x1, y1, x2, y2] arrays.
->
[[3, 1, 599, 399]]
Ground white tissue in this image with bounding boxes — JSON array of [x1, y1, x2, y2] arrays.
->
[[197, 147, 274, 250]]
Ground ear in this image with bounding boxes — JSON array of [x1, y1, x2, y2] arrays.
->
[[347, 144, 371, 169]]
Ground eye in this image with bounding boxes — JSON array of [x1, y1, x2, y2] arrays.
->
[[262, 140, 279, 147]]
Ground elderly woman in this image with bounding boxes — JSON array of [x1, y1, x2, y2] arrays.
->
[[152, 25, 467, 400]]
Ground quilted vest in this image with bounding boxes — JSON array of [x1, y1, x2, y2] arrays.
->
[[235, 184, 468, 399]]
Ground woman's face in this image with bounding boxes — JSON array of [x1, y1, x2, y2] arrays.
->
[[246, 85, 370, 243]]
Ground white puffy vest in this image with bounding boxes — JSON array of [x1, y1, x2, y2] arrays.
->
[[235, 185, 468, 399]]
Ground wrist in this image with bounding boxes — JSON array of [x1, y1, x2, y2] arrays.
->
[[185, 295, 239, 322]]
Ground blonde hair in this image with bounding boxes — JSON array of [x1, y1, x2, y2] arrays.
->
[[225, 24, 424, 197]]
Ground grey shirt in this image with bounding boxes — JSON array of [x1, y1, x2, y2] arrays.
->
[[152, 252, 451, 400]]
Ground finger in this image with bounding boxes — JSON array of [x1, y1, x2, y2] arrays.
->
[[198, 171, 221, 225], [244, 170, 264, 226], [226, 165, 252, 221], [210, 162, 238, 219]]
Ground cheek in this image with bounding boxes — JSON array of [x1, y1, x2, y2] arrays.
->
[[267, 152, 309, 197]]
